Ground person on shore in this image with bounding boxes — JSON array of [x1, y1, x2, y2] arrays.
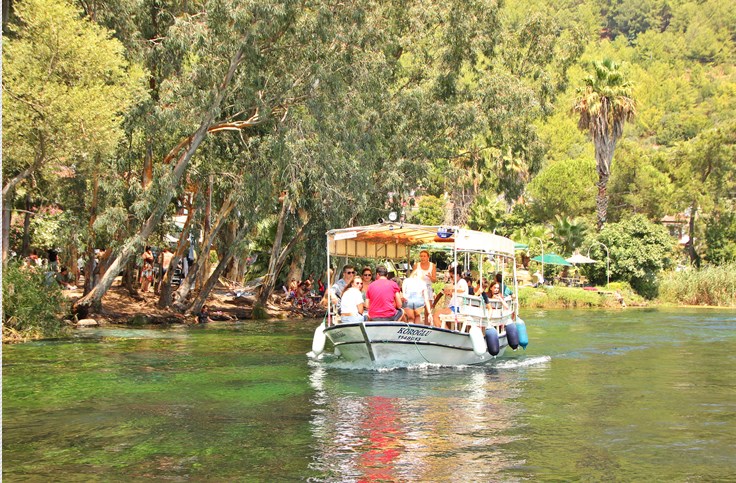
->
[[402, 270, 432, 325], [196, 305, 211, 324], [140, 246, 154, 293], [55, 267, 75, 290], [366, 265, 404, 321], [340, 278, 366, 323]]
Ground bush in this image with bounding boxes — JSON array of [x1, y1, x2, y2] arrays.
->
[[658, 263, 736, 307], [587, 215, 676, 299], [2, 262, 69, 342]]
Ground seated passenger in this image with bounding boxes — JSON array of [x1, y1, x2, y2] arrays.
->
[[366, 265, 404, 321], [340, 278, 366, 323], [495, 272, 514, 296], [432, 265, 468, 328], [487, 281, 510, 311]]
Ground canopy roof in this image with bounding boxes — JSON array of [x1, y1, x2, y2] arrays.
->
[[327, 223, 516, 259], [566, 252, 597, 264], [531, 253, 572, 266]]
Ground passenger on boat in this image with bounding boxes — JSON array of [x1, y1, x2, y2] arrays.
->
[[488, 281, 510, 311], [495, 272, 514, 296], [413, 250, 437, 322], [432, 266, 468, 328], [340, 278, 366, 323], [328, 264, 356, 306], [360, 266, 373, 299], [402, 270, 433, 325], [366, 265, 405, 321]]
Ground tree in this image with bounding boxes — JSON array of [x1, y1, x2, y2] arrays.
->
[[573, 58, 636, 230], [1, 0, 143, 264], [588, 214, 675, 297]]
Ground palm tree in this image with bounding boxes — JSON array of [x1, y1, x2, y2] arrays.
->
[[574, 59, 636, 230]]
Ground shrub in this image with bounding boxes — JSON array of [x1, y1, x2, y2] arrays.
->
[[658, 263, 736, 307], [2, 262, 70, 342]]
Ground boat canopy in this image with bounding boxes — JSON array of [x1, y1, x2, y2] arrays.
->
[[327, 223, 516, 259]]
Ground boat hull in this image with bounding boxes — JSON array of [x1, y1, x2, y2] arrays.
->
[[324, 322, 508, 366]]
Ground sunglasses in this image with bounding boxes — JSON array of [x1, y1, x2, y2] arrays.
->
[[345, 271, 355, 274], [355, 282, 363, 286], [362, 273, 372, 277]]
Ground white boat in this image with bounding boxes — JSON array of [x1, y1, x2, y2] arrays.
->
[[309, 223, 528, 366]]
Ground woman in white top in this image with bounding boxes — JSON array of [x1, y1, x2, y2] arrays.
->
[[401, 271, 433, 325], [340, 278, 366, 323], [413, 250, 437, 321]]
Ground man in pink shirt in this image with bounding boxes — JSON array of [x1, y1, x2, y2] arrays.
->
[[366, 265, 405, 321]]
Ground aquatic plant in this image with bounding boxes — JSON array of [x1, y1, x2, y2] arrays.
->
[[658, 263, 736, 307]]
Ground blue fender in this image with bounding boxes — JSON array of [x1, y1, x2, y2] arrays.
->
[[516, 318, 529, 349], [485, 327, 500, 356], [505, 322, 520, 350]]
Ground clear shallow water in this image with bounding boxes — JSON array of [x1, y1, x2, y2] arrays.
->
[[3, 309, 736, 481]]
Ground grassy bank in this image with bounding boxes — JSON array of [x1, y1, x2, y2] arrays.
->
[[658, 263, 736, 307], [518, 282, 644, 309]]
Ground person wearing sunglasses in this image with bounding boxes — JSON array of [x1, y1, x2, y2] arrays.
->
[[339, 278, 366, 323], [328, 264, 356, 307], [360, 267, 373, 298]]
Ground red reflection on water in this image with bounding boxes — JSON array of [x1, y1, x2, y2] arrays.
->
[[357, 396, 404, 482]]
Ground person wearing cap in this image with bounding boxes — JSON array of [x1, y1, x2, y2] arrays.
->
[[366, 265, 405, 321]]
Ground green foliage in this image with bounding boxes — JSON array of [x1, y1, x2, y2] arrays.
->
[[588, 214, 675, 298], [2, 0, 144, 183], [551, 215, 590, 255], [705, 207, 736, 264], [410, 195, 446, 226], [527, 158, 597, 221], [2, 263, 69, 341], [658, 263, 736, 307], [467, 193, 505, 232]]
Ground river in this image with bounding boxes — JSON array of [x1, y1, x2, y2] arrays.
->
[[3, 308, 735, 481]]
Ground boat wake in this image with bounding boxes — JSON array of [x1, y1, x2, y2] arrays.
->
[[492, 355, 551, 369]]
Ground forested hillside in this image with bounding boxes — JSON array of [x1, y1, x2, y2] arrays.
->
[[2, 0, 734, 320]]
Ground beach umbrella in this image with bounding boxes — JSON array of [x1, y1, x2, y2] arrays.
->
[[531, 253, 572, 266], [566, 252, 597, 264]]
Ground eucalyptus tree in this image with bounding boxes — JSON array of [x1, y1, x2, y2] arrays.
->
[[1, 0, 143, 264], [573, 59, 636, 231]]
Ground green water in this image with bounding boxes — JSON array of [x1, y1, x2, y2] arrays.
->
[[3, 308, 735, 481]]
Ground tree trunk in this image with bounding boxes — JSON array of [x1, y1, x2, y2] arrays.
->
[[197, 174, 214, 291], [687, 202, 700, 267], [286, 246, 306, 283], [21, 192, 32, 256], [257, 204, 311, 305], [123, 257, 140, 297], [2, 189, 12, 266], [595, 175, 609, 232], [257, 195, 290, 305], [172, 194, 235, 307], [158, 211, 193, 308], [73, 45, 246, 314]]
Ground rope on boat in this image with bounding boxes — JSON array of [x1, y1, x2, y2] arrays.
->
[[405, 320, 432, 364]]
